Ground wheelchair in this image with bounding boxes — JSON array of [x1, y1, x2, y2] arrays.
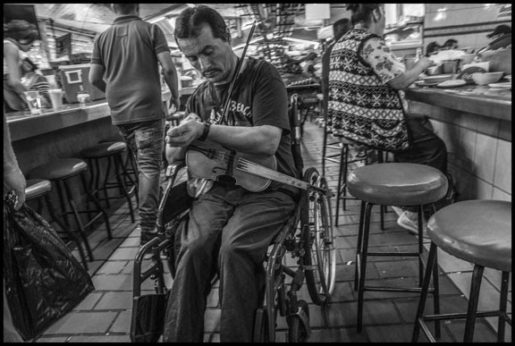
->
[[130, 105, 336, 343]]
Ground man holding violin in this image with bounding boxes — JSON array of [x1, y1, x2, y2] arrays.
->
[[164, 5, 299, 342]]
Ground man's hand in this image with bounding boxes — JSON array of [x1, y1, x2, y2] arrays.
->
[[4, 166, 26, 210], [168, 97, 180, 115], [415, 57, 436, 72], [165, 113, 204, 147]]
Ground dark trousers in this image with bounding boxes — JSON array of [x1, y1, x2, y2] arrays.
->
[[395, 116, 447, 175], [162, 184, 296, 342]]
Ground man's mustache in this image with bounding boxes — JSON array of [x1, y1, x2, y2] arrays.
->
[[202, 69, 221, 77]]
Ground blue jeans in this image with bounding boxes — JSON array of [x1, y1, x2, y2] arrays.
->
[[117, 119, 164, 234], [162, 184, 296, 342]]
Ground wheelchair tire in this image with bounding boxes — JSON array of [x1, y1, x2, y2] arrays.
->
[[301, 168, 337, 306], [287, 300, 310, 342]]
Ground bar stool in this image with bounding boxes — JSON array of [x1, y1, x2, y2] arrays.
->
[[412, 200, 511, 343], [80, 142, 136, 223], [99, 137, 139, 206], [28, 158, 113, 261], [347, 163, 448, 332], [25, 179, 89, 270]]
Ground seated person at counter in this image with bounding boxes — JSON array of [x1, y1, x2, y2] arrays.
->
[[20, 57, 51, 108], [163, 5, 298, 342], [442, 38, 459, 50], [3, 19, 39, 112], [328, 3, 449, 233], [425, 41, 441, 57]]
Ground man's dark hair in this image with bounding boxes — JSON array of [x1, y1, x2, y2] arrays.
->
[[443, 38, 458, 48], [332, 18, 351, 39], [111, 4, 138, 15], [174, 5, 230, 44], [425, 41, 441, 56]]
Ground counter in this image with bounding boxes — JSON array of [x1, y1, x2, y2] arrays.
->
[[7, 87, 197, 142], [405, 83, 511, 202], [405, 84, 511, 122]]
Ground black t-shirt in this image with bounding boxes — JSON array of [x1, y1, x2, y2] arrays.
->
[[186, 57, 298, 191]]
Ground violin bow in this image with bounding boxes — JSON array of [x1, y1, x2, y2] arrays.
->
[[220, 21, 257, 121]]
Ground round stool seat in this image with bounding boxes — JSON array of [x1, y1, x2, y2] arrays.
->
[[427, 200, 511, 272], [80, 141, 127, 158], [25, 179, 52, 200], [28, 158, 88, 180], [347, 163, 448, 206]]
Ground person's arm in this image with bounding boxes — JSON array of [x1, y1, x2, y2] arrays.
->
[[157, 51, 180, 111], [361, 37, 433, 91], [89, 63, 106, 93], [152, 24, 180, 111], [89, 35, 106, 92], [4, 42, 27, 98], [3, 112, 26, 210], [166, 120, 281, 156], [388, 58, 433, 90]]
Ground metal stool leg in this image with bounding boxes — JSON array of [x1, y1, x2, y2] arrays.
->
[[102, 156, 112, 208], [334, 144, 346, 226], [412, 242, 438, 342], [54, 179, 71, 229], [341, 143, 349, 211], [80, 172, 112, 240], [114, 153, 135, 223], [464, 265, 484, 343], [62, 177, 94, 260], [354, 200, 366, 291], [43, 194, 89, 270], [498, 271, 509, 342], [357, 202, 373, 333]]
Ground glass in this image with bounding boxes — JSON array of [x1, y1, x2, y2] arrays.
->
[[48, 89, 64, 110], [23, 90, 42, 115], [77, 93, 90, 107]]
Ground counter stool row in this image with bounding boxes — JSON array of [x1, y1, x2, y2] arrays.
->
[[347, 162, 511, 342], [26, 138, 137, 266]]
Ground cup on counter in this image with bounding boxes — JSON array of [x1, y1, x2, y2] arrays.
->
[[48, 89, 64, 110], [77, 93, 90, 107], [23, 90, 42, 115]]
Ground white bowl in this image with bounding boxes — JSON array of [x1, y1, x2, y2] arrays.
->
[[471, 72, 503, 85]]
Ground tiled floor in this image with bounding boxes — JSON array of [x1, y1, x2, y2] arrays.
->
[[33, 121, 507, 343]]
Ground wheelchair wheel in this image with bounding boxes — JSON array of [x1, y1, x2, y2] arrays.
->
[[302, 168, 337, 305], [287, 300, 310, 342]]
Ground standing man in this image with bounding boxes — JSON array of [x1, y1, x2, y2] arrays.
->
[[163, 5, 298, 342], [89, 3, 180, 245]]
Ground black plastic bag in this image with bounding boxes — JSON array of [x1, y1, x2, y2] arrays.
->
[[3, 192, 94, 340], [130, 291, 169, 343]]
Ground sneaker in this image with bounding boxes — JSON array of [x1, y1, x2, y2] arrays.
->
[[397, 211, 428, 238], [391, 206, 405, 218]]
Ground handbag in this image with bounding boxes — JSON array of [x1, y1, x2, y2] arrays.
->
[[3, 192, 94, 340]]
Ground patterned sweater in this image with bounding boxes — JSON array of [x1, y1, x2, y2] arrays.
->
[[328, 29, 410, 152]]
